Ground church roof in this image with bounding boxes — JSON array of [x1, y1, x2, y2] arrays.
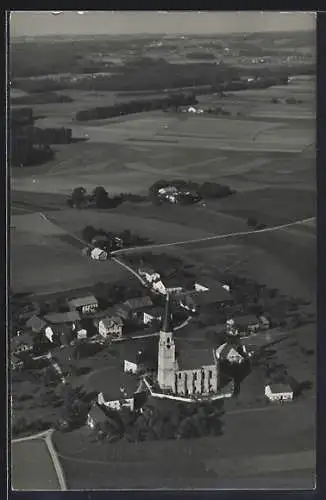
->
[[176, 346, 216, 371]]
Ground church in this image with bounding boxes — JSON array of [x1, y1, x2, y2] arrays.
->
[[157, 293, 220, 399]]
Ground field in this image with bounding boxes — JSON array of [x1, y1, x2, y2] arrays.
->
[[52, 397, 315, 489], [11, 438, 60, 490]]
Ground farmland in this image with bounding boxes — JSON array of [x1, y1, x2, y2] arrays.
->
[[10, 27, 316, 491]]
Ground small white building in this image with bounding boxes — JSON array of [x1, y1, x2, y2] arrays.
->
[[152, 279, 167, 295], [124, 359, 139, 374], [138, 265, 161, 283], [215, 343, 245, 364], [91, 247, 108, 260], [265, 384, 294, 403], [68, 295, 99, 314], [98, 316, 123, 340]]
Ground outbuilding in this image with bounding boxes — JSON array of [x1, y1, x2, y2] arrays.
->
[[265, 383, 294, 403]]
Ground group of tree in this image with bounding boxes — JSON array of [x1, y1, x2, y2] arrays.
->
[[67, 186, 121, 210], [81, 224, 152, 251], [148, 179, 235, 203], [92, 398, 224, 443], [11, 91, 73, 105], [75, 92, 198, 122]]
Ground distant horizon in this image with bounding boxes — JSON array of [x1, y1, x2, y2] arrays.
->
[[10, 11, 315, 38]]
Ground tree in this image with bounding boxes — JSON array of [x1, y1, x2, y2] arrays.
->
[[92, 186, 111, 209], [82, 225, 97, 243], [71, 187, 86, 209]]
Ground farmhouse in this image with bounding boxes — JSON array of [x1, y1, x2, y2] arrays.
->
[[265, 384, 294, 403], [98, 315, 123, 341], [138, 265, 161, 283], [44, 311, 80, 326], [215, 343, 245, 364], [44, 324, 73, 346], [227, 314, 260, 336], [68, 295, 99, 314], [91, 248, 108, 261], [97, 373, 146, 412], [87, 403, 109, 430], [11, 332, 34, 356], [25, 315, 46, 333]]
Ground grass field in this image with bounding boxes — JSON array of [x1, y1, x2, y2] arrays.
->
[[52, 397, 315, 489], [11, 439, 60, 490]]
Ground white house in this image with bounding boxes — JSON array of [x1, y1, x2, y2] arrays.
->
[[98, 316, 123, 340], [152, 279, 167, 295], [265, 384, 294, 403], [215, 343, 245, 364], [91, 247, 108, 261], [138, 265, 161, 283], [68, 295, 99, 314], [124, 359, 139, 374]]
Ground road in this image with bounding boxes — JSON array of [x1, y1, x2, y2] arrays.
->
[[111, 216, 316, 255]]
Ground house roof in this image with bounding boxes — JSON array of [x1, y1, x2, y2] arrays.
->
[[68, 295, 98, 308], [100, 316, 124, 328], [88, 404, 109, 424], [176, 344, 216, 371], [91, 247, 107, 258], [215, 343, 243, 361], [267, 383, 293, 394], [234, 315, 259, 326], [11, 332, 34, 350], [97, 372, 140, 402], [195, 277, 229, 290], [118, 337, 159, 365], [124, 296, 153, 310], [25, 315, 46, 331], [44, 311, 81, 324], [141, 305, 165, 317]]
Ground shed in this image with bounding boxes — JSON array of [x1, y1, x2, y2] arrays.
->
[[265, 384, 294, 402]]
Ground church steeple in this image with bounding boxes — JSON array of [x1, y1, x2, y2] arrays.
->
[[161, 292, 173, 333], [157, 292, 176, 390]]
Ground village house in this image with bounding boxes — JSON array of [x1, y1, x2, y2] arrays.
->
[[96, 372, 147, 412], [98, 315, 124, 341], [265, 383, 294, 403], [134, 305, 165, 326], [25, 315, 46, 333], [87, 403, 109, 430], [11, 331, 34, 357], [227, 314, 260, 336], [138, 265, 161, 283], [116, 296, 154, 320], [68, 295, 99, 315], [44, 311, 80, 327], [44, 324, 73, 346], [194, 278, 231, 293], [91, 247, 108, 261], [215, 342, 245, 364]]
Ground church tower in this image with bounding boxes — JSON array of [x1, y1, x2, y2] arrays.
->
[[157, 292, 176, 391]]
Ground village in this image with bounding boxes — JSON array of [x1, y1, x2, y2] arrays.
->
[[11, 249, 303, 443]]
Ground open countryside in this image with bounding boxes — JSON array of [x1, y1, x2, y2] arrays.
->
[[10, 14, 315, 491]]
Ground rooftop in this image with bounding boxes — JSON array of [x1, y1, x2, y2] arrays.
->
[[176, 344, 216, 371], [95, 371, 140, 402], [44, 311, 81, 324], [88, 404, 109, 424], [267, 383, 293, 394], [25, 315, 46, 331], [68, 295, 98, 308], [124, 296, 153, 310], [100, 316, 124, 327]]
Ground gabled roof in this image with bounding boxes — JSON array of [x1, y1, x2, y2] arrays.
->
[[68, 295, 98, 308], [267, 383, 293, 394], [234, 314, 259, 326], [100, 316, 124, 328], [96, 372, 139, 402], [44, 311, 81, 324], [25, 315, 46, 331], [88, 404, 108, 424], [215, 343, 244, 361], [124, 296, 153, 310], [11, 332, 34, 350]]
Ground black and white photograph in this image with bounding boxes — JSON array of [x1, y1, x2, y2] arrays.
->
[[9, 10, 316, 490]]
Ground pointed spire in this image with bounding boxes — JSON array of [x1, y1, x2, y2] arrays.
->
[[161, 292, 173, 333]]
